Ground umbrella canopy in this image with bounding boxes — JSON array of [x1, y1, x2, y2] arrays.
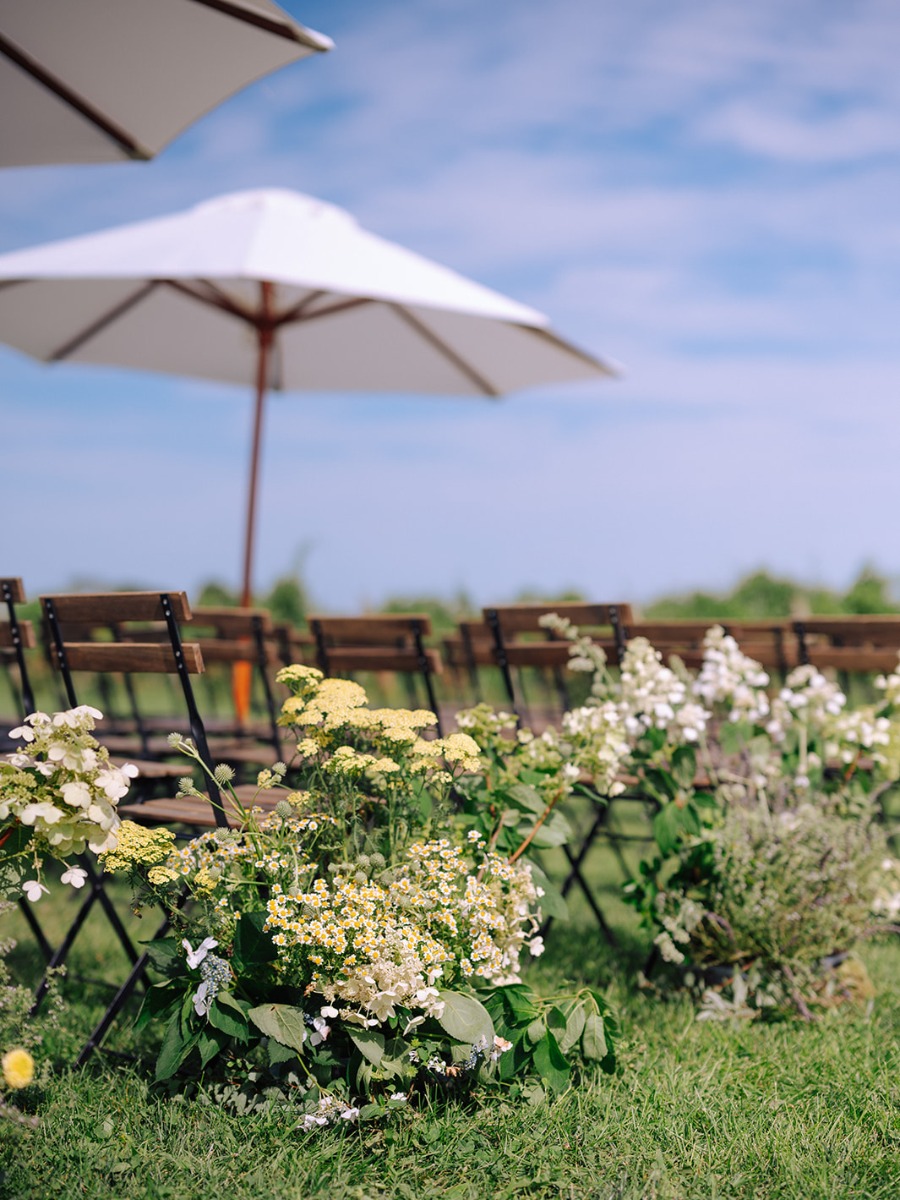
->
[[0, 187, 617, 601], [0, 0, 332, 166]]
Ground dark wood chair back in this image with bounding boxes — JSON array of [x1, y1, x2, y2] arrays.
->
[[481, 602, 633, 717], [308, 613, 444, 732]]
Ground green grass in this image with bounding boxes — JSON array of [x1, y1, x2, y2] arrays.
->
[[2, 844, 899, 1200]]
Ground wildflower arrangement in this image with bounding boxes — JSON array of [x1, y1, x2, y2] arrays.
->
[[104, 668, 616, 1124], [0, 706, 132, 901], [546, 618, 900, 1017]]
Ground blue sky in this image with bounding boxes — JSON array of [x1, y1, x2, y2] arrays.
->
[[4, 0, 900, 611]]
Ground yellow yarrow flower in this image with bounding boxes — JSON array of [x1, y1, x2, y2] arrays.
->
[[2, 1048, 34, 1089], [147, 865, 179, 885], [99, 821, 176, 872]]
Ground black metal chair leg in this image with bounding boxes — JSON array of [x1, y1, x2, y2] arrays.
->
[[17, 898, 54, 963], [30, 859, 142, 1013]]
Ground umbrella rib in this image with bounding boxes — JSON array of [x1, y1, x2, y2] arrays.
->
[[189, 0, 329, 49], [391, 305, 501, 396], [0, 33, 149, 161], [164, 279, 256, 325], [48, 282, 159, 362], [278, 294, 373, 326], [526, 324, 619, 376]]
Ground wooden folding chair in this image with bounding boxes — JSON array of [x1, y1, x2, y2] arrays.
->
[[308, 613, 445, 734], [39, 590, 275, 1061], [482, 602, 633, 723], [274, 621, 316, 668], [179, 606, 286, 768], [793, 616, 900, 676], [441, 620, 500, 706], [1, 577, 36, 731]]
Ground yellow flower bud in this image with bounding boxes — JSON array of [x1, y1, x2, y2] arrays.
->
[[2, 1048, 34, 1089]]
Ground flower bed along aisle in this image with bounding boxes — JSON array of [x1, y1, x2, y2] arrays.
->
[[542, 618, 900, 1019], [102, 668, 618, 1125]]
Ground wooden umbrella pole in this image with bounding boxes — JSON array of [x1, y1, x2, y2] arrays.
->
[[235, 284, 273, 725], [240, 282, 274, 607]]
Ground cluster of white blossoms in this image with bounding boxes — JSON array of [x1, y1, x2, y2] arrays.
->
[[876, 654, 900, 707], [617, 638, 710, 745], [766, 664, 846, 741], [1, 707, 132, 897], [693, 627, 772, 725], [561, 703, 631, 796], [538, 612, 610, 697], [263, 836, 543, 1024], [761, 664, 890, 773]]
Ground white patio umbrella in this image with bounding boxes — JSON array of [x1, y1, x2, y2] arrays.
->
[[0, 0, 332, 166], [0, 187, 617, 604]]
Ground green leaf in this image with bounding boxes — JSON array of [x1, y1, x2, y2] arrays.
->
[[248, 1004, 308, 1052], [653, 802, 684, 856], [644, 767, 679, 801], [134, 982, 181, 1031], [681, 802, 703, 836], [197, 1030, 226, 1069], [546, 1006, 568, 1038], [693, 791, 719, 810], [268, 1040, 299, 1066], [527, 863, 569, 920], [436, 991, 494, 1046], [232, 911, 277, 971], [155, 1015, 198, 1081], [526, 811, 572, 849], [671, 745, 697, 787], [581, 1013, 608, 1061], [506, 783, 547, 814], [525, 1018, 546, 1045], [349, 1028, 385, 1066], [207, 994, 249, 1042], [532, 1032, 571, 1092], [559, 1003, 587, 1054], [501, 985, 541, 1022], [145, 938, 185, 979]]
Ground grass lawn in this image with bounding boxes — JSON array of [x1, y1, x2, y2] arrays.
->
[[1, 838, 898, 1200]]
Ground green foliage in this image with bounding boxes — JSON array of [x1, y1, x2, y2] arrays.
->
[[195, 580, 238, 607], [645, 565, 900, 619], [266, 575, 309, 626], [380, 592, 474, 636], [481, 982, 617, 1095], [843, 565, 899, 614]]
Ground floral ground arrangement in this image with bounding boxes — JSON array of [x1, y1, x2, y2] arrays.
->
[[1, 640, 899, 1197], [542, 618, 900, 1018]]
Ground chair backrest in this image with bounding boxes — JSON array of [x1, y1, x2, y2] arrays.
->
[[40, 590, 227, 827], [793, 616, 900, 674], [623, 618, 795, 674], [307, 613, 444, 732], [273, 622, 316, 668], [187, 606, 283, 752], [481, 602, 633, 716], [1, 577, 36, 716]]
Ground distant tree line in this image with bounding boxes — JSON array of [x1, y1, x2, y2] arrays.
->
[[194, 564, 900, 630]]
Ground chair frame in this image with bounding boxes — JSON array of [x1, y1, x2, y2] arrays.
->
[[309, 613, 444, 734], [483, 602, 632, 720], [37, 590, 232, 1063]]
